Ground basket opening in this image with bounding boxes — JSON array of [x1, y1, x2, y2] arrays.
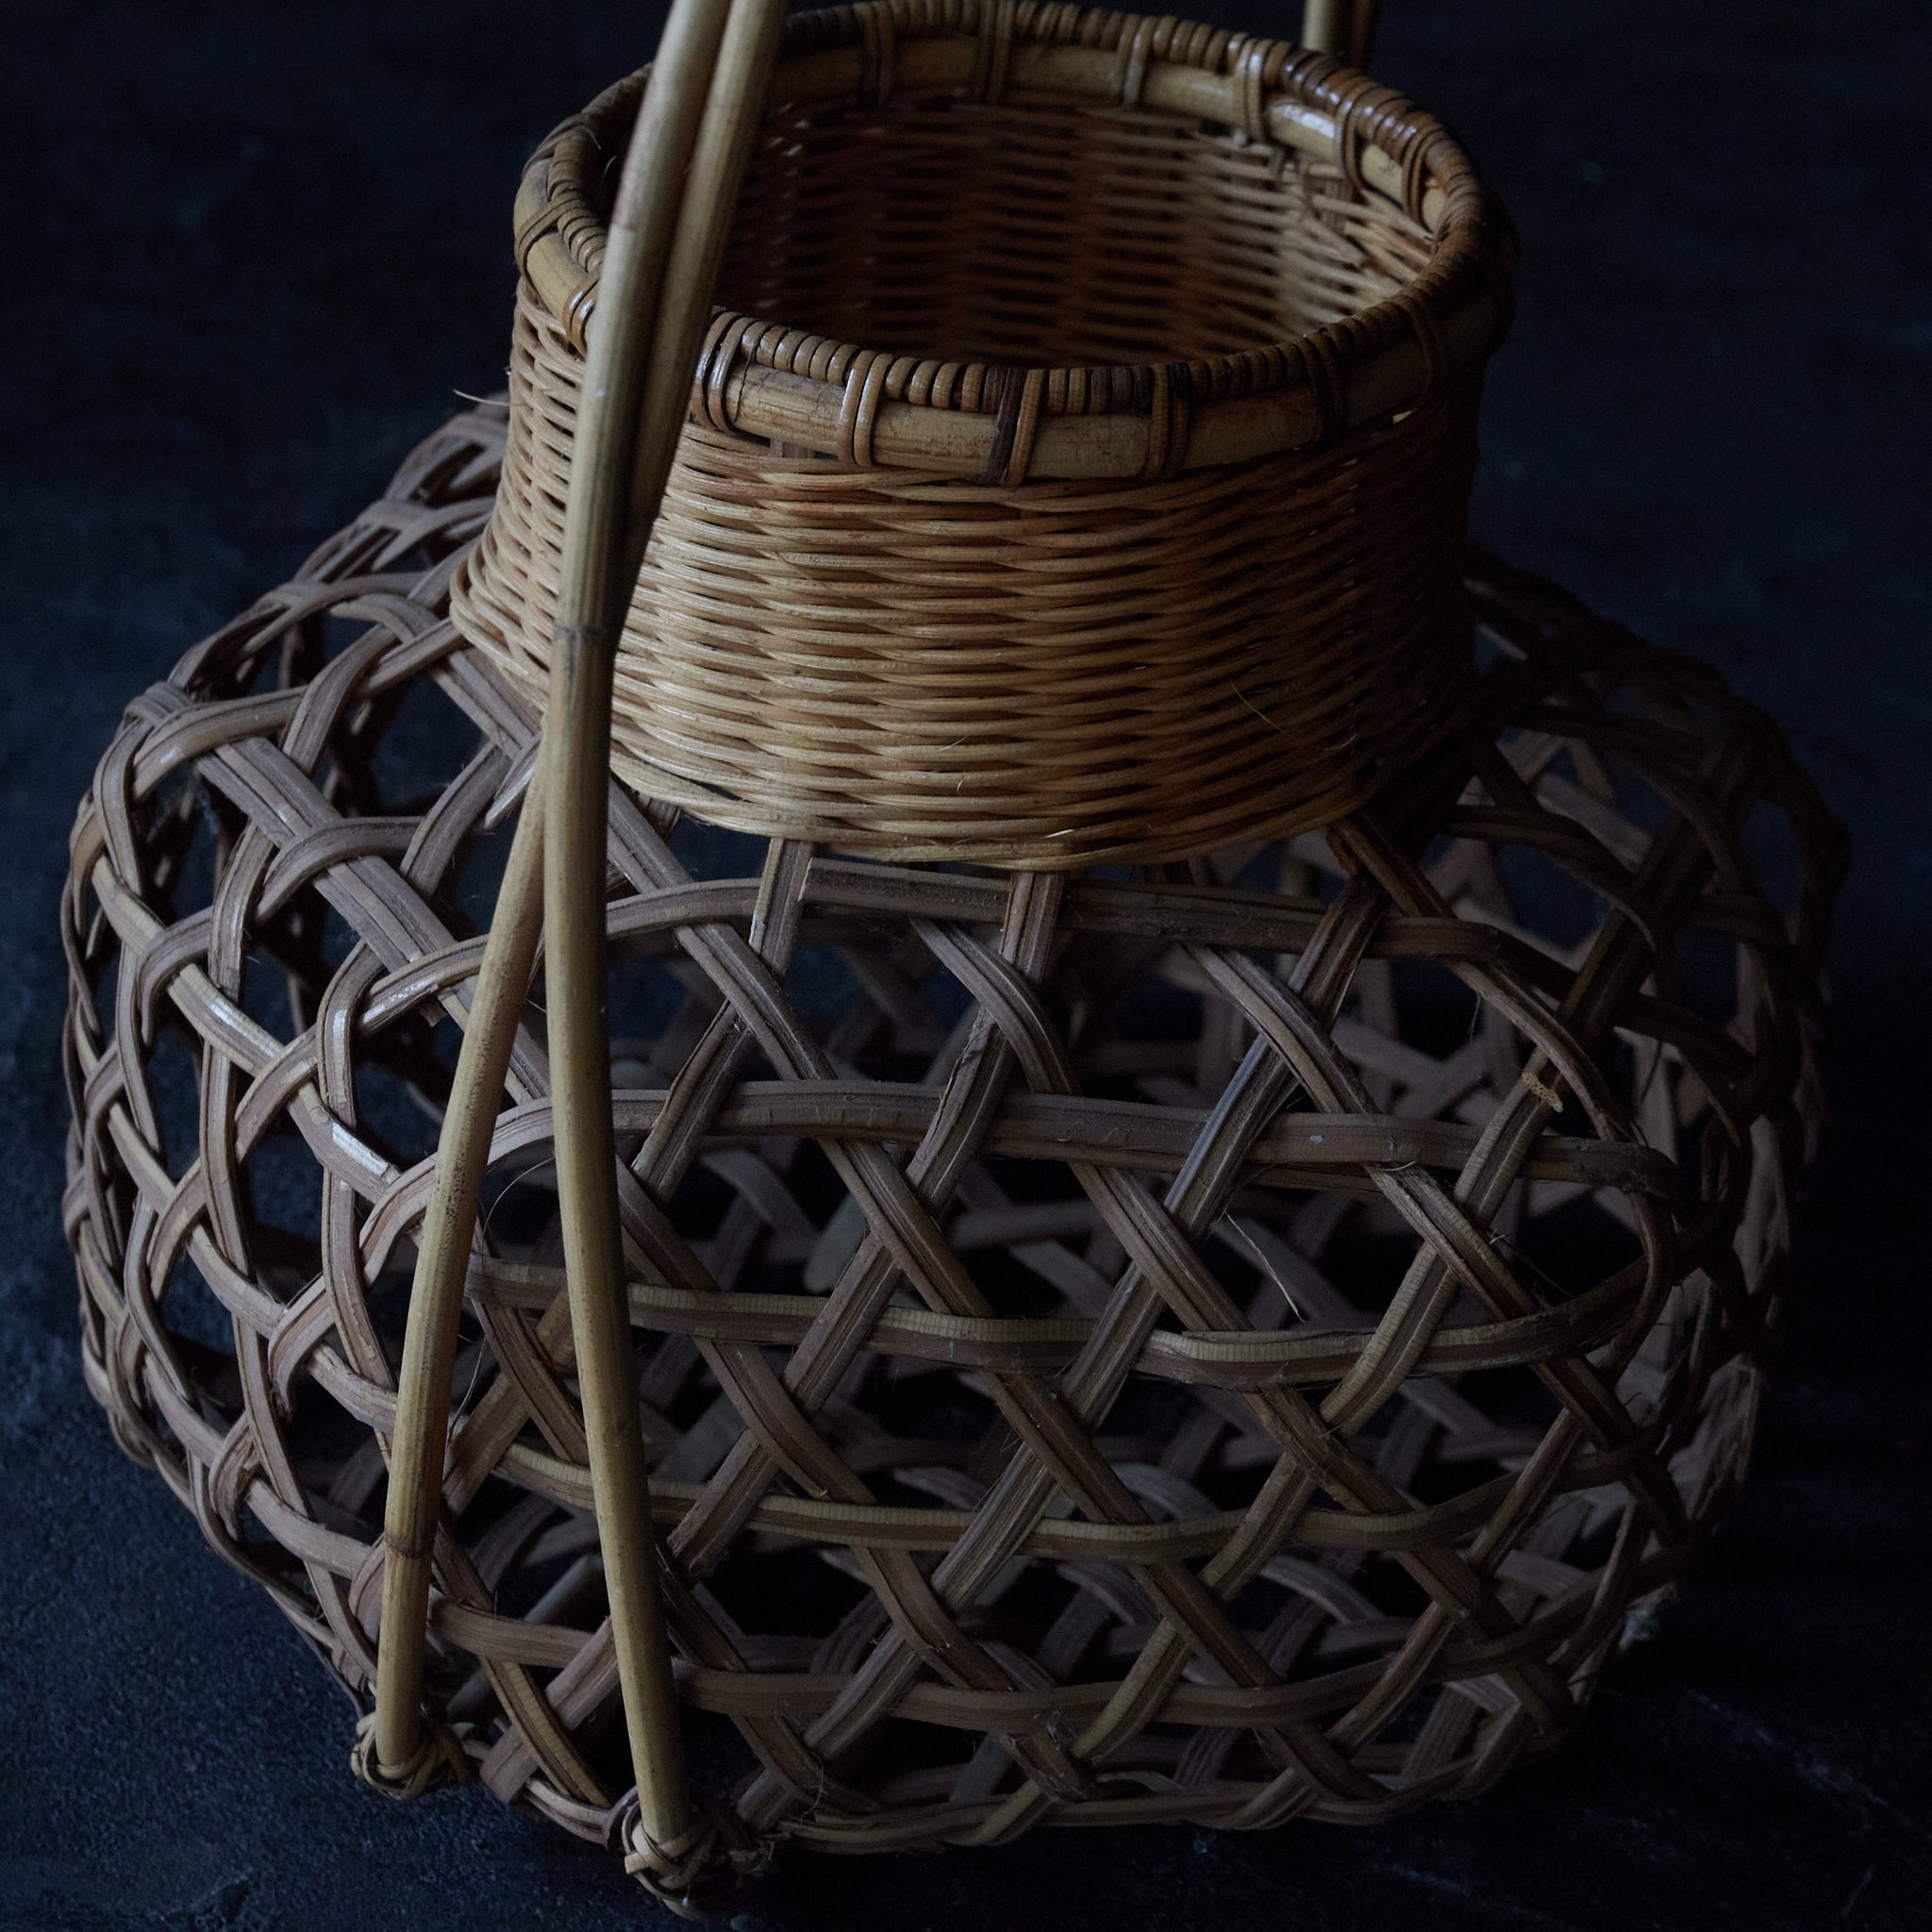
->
[[715, 89, 1435, 371]]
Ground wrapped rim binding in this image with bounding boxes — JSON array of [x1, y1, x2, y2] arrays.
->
[[515, 2, 1514, 474]]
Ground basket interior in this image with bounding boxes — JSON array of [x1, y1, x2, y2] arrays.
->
[[715, 86, 1437, 370]]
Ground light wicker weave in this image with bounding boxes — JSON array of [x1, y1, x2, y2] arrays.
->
[[452, 1, 1516, 866], [67, 411, 1845, 1870]]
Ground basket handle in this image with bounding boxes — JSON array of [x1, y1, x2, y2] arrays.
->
[[543, 0, 789, 1890], [374, 0, 1379, 1875], [1301, 0, 1380, 66], [367, 0, 787, 1901]]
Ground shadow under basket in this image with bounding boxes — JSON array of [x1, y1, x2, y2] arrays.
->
[[66, 408, 1846, 1875], [452, 1, 1517, 867]]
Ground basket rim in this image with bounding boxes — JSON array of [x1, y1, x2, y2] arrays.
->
[[510, 1, 1517, 480]]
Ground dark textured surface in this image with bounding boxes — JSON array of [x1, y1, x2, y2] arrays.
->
[[2, 3, 1926, 1927]]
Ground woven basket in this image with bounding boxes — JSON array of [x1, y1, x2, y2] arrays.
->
[[451, 1, 1515, 867], [66, 409, 1846, 1877]]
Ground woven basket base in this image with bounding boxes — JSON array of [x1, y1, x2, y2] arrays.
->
[[63, 407, 1843, 1867]]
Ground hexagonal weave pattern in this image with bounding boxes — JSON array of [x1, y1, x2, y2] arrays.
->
[[63, 408, 1842, 1862]]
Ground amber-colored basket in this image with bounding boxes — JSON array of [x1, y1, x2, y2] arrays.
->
[[452, 0, 1515, 866], [61, 0, 1846, 1913]]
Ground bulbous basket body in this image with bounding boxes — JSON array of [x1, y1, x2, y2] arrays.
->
[[65, 414, 1844, 1861], [452, 1, 1516, 867]]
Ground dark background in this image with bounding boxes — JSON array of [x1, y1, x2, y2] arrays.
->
[[2, 2, 1927, 1926]]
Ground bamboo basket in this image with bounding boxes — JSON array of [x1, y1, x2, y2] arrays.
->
[[60, 0, 1846, 1912], [451, 0, 1516, 866], [65, 408, 1845, 1897]]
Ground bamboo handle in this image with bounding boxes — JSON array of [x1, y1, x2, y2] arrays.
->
[[363, 783, 545, 1793], [368, 0, 734, 1805], [375, 0, 1361, 1873], [543, 0, 789, 1902], [365, 0, 785, 1901], [1301, 0, 1380, 66]]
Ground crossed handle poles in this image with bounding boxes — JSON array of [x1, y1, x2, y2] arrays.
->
[[361, 0, 1383, 1894], [363, 0, 789, 1889]]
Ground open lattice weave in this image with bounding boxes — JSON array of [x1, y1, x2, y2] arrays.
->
[[453, 1, 1514, 865], [65, 409, 1843, 1862]]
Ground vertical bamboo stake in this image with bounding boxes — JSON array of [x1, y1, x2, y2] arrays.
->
[[543, 0, 788, 1881], [368, 784, 544, 1786]]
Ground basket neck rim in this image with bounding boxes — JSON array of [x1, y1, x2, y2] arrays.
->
[[511, 0, 1516, 472]]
